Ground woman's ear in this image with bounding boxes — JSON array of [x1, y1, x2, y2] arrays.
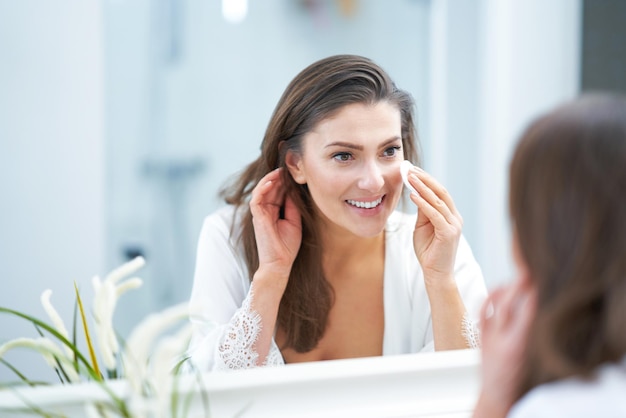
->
[[285, 149, 306, 184]]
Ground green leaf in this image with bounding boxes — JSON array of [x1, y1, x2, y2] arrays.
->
[[0, 380, 51, 388], [53, 356, 71, 384], [74, 282, 101, 378], [0, 306, 98, 381], [72, 293, 79, 373], [0, 358, 35, 386]]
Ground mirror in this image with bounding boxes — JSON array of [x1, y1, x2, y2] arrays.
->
[[104, 0, 431, 333], [1, 0, 588, 381]]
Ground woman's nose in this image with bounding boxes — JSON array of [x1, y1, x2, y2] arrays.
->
[[357, 161, 385, 192]]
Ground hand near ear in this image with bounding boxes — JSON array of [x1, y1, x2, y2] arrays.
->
[[249, 168, 303, 287], [473, 276, 537, 418]]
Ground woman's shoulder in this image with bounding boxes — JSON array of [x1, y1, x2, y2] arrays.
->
[[195, 204, 249, 278], [202, 205, 244, 228], [510, 360, 626, 417], [200, 205, 245, 244]]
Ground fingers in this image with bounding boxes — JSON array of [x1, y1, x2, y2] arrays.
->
[[410, 182, 462, 237], [410, 188, 459, 231], [480, 279, 537, 338], [407, 169, 462, 230], [511, 284, 537, 335], [480, 287, 503, 335], [283, 194, 302, 227], [408, 167, 461, 216], [250, 168, 286, 217]]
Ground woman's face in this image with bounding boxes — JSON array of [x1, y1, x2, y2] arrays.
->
[[287, 101, 405, 238]]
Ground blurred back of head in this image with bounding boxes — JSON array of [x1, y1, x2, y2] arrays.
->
[[509, 93, 626, 396]]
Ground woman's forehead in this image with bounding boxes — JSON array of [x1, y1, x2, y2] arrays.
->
[[307, 102, 401, 142]]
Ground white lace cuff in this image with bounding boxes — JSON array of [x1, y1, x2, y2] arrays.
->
[[215, 290, 284, 370], [264, 341, 284, 366], [461, 312, 481, 348]]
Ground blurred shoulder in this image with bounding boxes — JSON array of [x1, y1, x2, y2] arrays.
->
[[200, 205, 246, 244], [509, 360, 626, 418]]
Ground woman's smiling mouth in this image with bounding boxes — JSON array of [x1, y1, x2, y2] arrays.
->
[[345, 196, 384, 209]]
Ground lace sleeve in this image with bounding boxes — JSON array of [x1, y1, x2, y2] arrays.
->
[[214, 290, 284, 371], [461, 312, 481, 348]]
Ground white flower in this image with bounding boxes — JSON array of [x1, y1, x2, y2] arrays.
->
[[103, 256, 145, 285], [122, 302, 190, 394], [40, 289, 73, 358], [149, 324, 194, 418], [92, 256, 145, 370], [0, 337, 80, 383], [92, 276, 117, 369]]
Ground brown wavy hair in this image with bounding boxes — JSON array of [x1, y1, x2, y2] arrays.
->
[[509, 93, 626, 399], [220, 54, 420, 352]]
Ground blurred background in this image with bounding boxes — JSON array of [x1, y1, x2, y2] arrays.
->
[[1, 0, 624, 382]]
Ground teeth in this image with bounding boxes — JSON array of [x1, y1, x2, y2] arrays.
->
[[346, 197, 383, 209]]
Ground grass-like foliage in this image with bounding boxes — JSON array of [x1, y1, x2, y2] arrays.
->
[[0, 257, 209, 417]]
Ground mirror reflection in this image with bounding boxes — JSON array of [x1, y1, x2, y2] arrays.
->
[[104, 0, 431, 336]]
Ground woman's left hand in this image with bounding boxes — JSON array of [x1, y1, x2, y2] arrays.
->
[[406, 167, 463, 284]]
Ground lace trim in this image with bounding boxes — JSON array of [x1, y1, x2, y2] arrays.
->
[[264, 343, 284, 366], [462, 312, 481, 348], [215, 290, 284, 370], [216, 291, 262, 370]]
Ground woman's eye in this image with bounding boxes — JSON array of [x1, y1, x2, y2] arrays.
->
[[383, 146, 401, 157], [333, 152, 353, 162]]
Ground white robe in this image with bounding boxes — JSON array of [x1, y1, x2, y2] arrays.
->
[[186, 205, 487, 371], [509, 357, 626, 418]]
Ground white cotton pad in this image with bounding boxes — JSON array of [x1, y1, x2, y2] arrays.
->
[[400, 160, 418, 195]]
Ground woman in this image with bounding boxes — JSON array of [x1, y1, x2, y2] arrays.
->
[[473, 93, 626, 417], [187, 55, 487, 371]]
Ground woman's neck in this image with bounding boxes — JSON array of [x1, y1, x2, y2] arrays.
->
[[319, 226, 385, 270]]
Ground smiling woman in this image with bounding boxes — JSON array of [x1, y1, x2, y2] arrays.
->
[[185, 54, 488, 372]]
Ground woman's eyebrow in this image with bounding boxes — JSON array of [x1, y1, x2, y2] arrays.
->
[[324, 141, 363, 150], [379, 137, 402, 148], [324, 137, 401, 151]]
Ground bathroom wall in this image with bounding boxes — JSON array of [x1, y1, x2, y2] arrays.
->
[[0, 0, 105, 381]]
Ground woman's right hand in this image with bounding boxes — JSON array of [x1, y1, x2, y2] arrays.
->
[[249, 168, 302, 283]]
